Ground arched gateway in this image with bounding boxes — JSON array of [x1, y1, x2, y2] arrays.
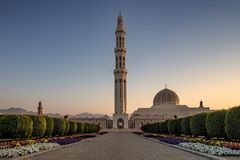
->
[[117, 118, 124, 129]]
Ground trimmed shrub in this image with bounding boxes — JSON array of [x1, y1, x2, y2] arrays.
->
[[190, 113, 208, 137], [77, 122, 84, 134], [150, 122, 159, 133], [181, 116, 192, 135], [64, 120, 70, 135], [69, 121, 77, 135], [28, 115, 46, 138], [96, 124, 101, 132], [44, 116, 54, 137], [141, 123, 154, 133], [0, 114, 4, 137], [159, 120, 169, 134], [0, 115, 33, 139], [141, 124, 148, 132], [225, 106, 240, 140], [168, 119, 182, 135], [84, 123, 89, 133], [84, 123, 99, 133], [53, 118, 66, 136], [206, 110, 227, 138]]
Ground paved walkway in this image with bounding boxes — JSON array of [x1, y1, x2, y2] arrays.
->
[[25, 133, 208, 160]]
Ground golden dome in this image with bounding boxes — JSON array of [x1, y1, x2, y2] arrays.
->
[[153, 88, 180, 105]]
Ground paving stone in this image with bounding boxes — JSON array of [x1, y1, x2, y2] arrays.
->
[[25, 133, 208, 160]]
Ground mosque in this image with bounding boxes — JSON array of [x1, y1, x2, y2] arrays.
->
[[60, 14, 212, 129], [111, 13, 212, 129], [128, 87, 211, 129]]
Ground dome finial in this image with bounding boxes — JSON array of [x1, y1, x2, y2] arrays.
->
[[165, 84, 167, 89]]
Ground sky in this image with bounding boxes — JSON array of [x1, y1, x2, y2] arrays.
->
[[0, 0, 240, 115]]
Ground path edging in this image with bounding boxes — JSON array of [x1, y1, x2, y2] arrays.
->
[[146, 137, 226, 160], [12, 137, 94, 160]]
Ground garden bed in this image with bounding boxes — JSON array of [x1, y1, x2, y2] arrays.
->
[[48, 137, 82, 145], [143, 134, 240, 156], [0, 143, 59, 158], [179, 142, 240, 156]]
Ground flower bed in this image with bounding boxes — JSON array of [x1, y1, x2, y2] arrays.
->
[[223, 142, 240, 150], [49, 137, 81, 145], [181, 137, 240, 150], [179, 142, 240, 156], [0, 143, 59, 158], [144, 134, 164, 138], [159, 137, 189, 145]]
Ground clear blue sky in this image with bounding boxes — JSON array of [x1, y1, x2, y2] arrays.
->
[[1, 0, 240, 115]]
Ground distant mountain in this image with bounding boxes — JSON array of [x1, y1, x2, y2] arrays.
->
[[0, 107, 62, 118], [0, 107, 33, 115], [74, 112, 109, 119], [0, 107, 110, 119]]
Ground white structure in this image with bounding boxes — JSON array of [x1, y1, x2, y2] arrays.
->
[[129, 87, 212, 129], [113, 13, 128, 128]]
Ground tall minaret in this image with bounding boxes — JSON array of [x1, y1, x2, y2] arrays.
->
[[113, 13, 128, 129], [37, 101, 43, 116]]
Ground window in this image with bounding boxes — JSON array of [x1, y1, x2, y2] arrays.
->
[[119, 56, 122, 68], [119, 37, 121, 47], [116, 57, 118, 69]]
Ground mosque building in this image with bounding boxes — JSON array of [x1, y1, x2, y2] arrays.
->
[[45, 14, 213, 129], [128, 87, 211, 129]]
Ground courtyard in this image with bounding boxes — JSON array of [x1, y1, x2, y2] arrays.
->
[[24, 133, 208, 160]]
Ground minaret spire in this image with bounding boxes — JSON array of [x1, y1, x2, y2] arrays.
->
[[113, 13, 128, 129], [37, 101, 43, 116]]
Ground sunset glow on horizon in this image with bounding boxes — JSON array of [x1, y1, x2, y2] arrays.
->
[[0, 0, 240, 115]]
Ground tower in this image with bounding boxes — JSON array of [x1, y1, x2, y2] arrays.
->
[[38, 101, 43, 116], [199, 100, 204, 108], [113, 13, 128, 128]]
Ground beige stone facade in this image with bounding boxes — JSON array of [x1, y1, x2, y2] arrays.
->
[[129, 88, 212, 129]]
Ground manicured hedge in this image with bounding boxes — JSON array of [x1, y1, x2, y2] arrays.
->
[[28, 115, 46, 138], [225, 106, 240, 140], [141, 106, 240, 141], [53, 117, 66, 136], [151, 122, 159, 133], [84, 123, 100, 133], [64, 120, 70, 135], [190, 113, 208, 137], [168, 119, 182, 135], [206, 110, 226, 138], [159, 120, 169, 134], [77, 122, 84, 134], [141, 123, 157, 133], [0, 115, 33, 139], [84, 123, 90, 133], [69, 121, 77, 135], [181, 116, 192, 135], [44, 116, 54, 137]]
